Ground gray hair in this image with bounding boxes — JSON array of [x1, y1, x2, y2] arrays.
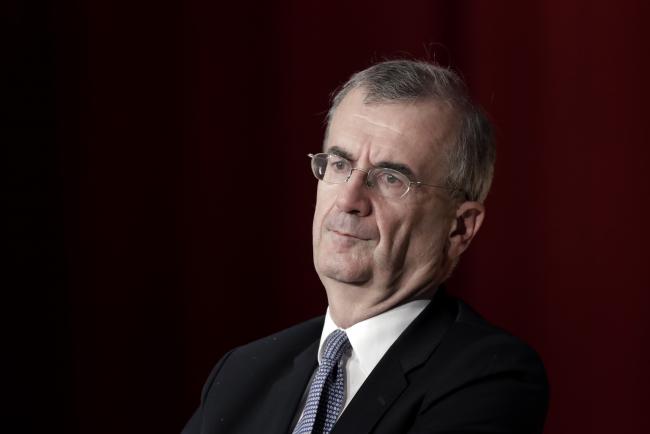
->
[[326, 60, 495, 203]]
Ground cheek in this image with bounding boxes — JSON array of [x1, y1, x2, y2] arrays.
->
[[410, 209, 453, 257], [412, 226, 447, 259], [378, 204, 451, 260], [312, 185, 334, 241], [373, 206, 413, 254]]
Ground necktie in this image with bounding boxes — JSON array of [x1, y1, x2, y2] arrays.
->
[[293, 329, 351, 434]]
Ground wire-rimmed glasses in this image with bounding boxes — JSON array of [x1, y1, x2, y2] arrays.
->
[[308, 152, 456, 199]]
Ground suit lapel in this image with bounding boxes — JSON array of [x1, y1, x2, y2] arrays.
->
[[259, 338, 319, 433], [332, 355, 407, 434], [332, 289, 457, 434]]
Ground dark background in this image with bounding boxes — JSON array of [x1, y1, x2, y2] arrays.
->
[[6, 0, 650, 433]]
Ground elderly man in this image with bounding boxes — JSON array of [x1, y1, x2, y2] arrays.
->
[[182, 60, 548, 434]]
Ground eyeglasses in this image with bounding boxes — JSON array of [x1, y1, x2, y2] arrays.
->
[[308, 152, 455, 199]]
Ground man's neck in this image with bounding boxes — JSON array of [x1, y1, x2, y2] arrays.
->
[[324, 280, 438, 328]]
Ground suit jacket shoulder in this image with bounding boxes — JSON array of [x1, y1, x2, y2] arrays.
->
[[436, 297, 548, 396], [182, 316, 324, 434], [226, 315, 324, 367]]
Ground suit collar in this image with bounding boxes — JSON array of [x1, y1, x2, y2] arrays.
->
[[395, 288, 457, 372], [259, 332, 320, 433]]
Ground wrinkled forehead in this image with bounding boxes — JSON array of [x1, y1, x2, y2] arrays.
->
[[324, 89, 458, 176]]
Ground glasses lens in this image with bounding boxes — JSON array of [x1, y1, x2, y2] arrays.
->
[[369, 168, 409, 198], [309, 154, 411, 198], [311, 153, 351, 184], [310, 153, 328, 180]]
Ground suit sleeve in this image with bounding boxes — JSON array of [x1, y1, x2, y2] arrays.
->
[[407, 338, 549, 434], [181, 349, 235, 434]]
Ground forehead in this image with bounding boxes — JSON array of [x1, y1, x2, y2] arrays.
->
[[325, 88, 457, 175]]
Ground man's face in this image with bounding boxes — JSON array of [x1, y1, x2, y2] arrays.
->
[[312, 88, 460, 302]]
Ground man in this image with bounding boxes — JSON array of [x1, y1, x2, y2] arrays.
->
[[182, 60, 548, 434]]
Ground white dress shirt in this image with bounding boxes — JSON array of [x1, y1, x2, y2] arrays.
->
[[293, 298, 430, 428], [319, 299, 430, 410]]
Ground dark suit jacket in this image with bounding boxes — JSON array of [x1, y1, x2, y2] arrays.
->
[[182, 290, 548, 434]]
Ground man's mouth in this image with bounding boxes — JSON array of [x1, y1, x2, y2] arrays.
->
[[330, 229, 369, 241], [324, 214, 377, 241]]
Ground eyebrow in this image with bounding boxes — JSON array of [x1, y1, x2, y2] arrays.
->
[[325, 145, 354, 160], [374, 161, 416, 179], [325, 145, 416, 179]]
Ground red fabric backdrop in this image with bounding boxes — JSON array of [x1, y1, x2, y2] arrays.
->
[[8, 1, 649, 433]]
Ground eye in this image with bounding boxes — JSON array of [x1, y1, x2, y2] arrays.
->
[[375, 170, 406, 190], [328, 157, 349, 173], [385, 174, 399, 184]]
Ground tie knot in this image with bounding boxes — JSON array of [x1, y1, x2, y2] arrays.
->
[[321, 329, 351, 365]]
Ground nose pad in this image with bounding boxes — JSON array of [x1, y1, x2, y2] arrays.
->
[[336, 168, 372, 216], [345, 167, 371, 185]]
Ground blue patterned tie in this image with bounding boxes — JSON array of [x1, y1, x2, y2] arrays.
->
[[293, 329, 351, 434]]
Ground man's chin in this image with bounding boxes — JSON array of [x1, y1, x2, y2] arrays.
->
[[314, 238, 375, 284], [316, 259, 372, 285]]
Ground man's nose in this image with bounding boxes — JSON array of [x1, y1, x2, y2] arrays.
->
[[335, 168, 372, 216]]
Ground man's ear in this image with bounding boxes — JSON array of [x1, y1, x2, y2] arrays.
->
[[447, 201, 485, 260]]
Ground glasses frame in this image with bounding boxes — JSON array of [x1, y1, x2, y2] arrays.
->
[[308, 153, 460, 199]]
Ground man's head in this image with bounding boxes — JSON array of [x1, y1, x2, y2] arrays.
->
[[311, 60, 495, 325]]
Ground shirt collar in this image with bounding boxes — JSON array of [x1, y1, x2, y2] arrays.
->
[[318, 299, 431, 375]]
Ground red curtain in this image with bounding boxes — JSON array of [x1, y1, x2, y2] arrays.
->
[[10, 1, 649, 433]]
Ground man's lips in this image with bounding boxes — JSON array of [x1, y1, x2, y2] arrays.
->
[[324, 214, 377, 240], [328, 228, 371, 241]]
